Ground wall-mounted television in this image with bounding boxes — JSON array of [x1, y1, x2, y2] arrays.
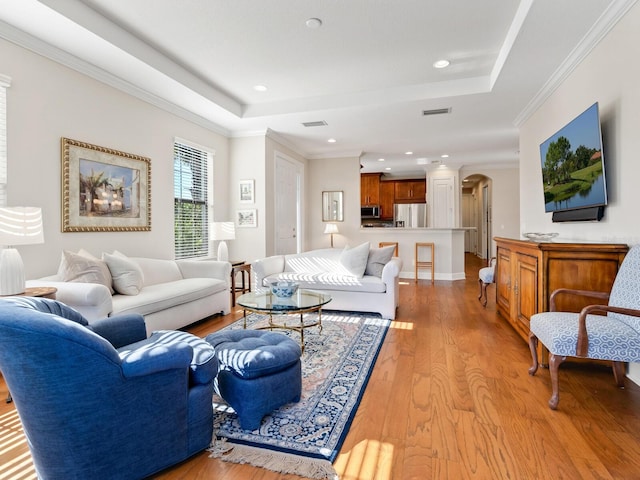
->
[[539, 102, 607, 222]]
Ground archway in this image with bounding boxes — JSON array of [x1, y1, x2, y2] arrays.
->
[[461, 174, 492, 260]]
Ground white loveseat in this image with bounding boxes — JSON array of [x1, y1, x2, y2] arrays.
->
[[27, 254, 231, 334], [252, 246, 402, 319]]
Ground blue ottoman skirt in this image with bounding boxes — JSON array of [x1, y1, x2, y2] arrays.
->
[[205, 330, 302, 431]]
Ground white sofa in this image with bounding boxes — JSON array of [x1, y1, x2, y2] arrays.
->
[[252, 247, 402, 319], [27, 256, 231, 334]]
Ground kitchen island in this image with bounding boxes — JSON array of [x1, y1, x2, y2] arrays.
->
[[358, 227, 468, 281]]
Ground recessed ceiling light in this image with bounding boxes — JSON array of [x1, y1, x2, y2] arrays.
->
[[441, 154, 449, 158], [385, 167, 391, 171], [253, 84, 267, 92], [327, 138, 336, 143], [433, 59, 450, 69], [305, 17, 322, 28], [378, 158, 385, 162], [405, 151, 413, 155]]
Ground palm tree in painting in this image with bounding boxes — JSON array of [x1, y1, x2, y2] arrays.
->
[[80, 170, 110, 214]]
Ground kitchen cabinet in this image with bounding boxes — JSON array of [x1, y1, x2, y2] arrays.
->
[[495, 237, 628, 344], [360, 173, 380, 206], [394, 180, 426, 203], [379, 181, 395, 220]]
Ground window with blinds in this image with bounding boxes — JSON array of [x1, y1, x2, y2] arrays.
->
[[174, 140, 213, 259]]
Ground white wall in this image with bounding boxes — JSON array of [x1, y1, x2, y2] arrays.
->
[[228, 135, 266, 263], [2, 38, 230, 278], [518, 3, 640, 383], [519, 3, 640, 244], [307, 156, 361, 251], [460, 166, 520, 258]]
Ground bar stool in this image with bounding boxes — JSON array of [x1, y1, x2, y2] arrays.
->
[[415, 242, 435, 284], [378, 242, 399, 257]]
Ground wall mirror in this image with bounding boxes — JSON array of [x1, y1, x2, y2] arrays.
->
[[322, 191, 344, 222]]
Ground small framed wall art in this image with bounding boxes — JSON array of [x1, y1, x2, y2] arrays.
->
[[237, 209, 257, 228], [239, 179, 255, 203], [61, 137, 151, 232]]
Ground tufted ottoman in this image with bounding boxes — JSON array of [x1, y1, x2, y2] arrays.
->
[[205, 329, 302, 430]]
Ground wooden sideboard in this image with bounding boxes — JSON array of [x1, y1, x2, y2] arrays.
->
[[494, 237, 628, 343]]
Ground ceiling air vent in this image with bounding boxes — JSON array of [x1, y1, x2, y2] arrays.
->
[[302, 120, 328, 127], [422, 107, 451, 116]]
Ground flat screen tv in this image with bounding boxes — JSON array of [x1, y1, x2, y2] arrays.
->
[[539, 102, 607, 222]]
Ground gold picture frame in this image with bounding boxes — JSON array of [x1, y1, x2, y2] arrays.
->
[[61, 137, 151, 232]]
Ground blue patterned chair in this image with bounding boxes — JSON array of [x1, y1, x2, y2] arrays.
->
[[478, 256, 496, 307], [0, 297, 217, 480], [529, 244, 640, 409]]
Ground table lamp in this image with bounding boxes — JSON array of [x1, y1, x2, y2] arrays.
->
[[0, 207, 44, 295], [323, 223, 339, 248], [210, 221, 235, 262]]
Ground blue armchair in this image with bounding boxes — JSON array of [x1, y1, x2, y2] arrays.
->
[[0, 297, 217, 480], [529, 245, 640, 410]]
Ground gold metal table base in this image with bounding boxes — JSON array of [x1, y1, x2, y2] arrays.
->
[[242, 305, 324, 352]]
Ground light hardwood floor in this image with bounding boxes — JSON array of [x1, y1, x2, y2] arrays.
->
[[2, 253, 640, 479]]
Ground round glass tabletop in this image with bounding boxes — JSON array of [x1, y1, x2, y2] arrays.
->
[[237, 289, 332, 313]]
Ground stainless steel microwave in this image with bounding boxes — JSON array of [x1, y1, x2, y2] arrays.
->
[[361, 205, 381, 218]]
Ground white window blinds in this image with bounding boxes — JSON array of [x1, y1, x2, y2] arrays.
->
[[174, 140, 213, 259]]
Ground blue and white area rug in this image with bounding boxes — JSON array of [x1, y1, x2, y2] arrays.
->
[[208, 310, 390, 479]]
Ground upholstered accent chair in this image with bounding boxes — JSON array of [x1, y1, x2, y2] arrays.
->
[[478, 257, 496, 307], [0, 297, 217, 480], [529, 244, 640, 410]]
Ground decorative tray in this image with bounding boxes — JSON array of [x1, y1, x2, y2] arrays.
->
[[523, 232, 559, 242]]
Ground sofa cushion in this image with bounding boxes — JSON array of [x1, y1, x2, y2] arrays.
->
[[58, 250, 114, 294], [264, 272, 386, 294], [131, 257, 184, 286], [339, 242, 370, 278], [365, 245, 396, 277], [112, 278, 227, 317], [103, 251, 144, 295]]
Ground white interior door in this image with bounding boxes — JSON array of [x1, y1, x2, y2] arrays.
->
[[431, 177, 454, 228], [275, 154, 302, 255]]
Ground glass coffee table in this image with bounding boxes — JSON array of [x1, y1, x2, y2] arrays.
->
[[236, 289, 332, 351]]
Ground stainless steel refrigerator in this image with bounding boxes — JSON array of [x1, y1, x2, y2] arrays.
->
[[394, 203, 427, 228]]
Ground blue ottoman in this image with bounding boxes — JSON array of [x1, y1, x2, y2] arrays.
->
[[205, 329, 302, 430]]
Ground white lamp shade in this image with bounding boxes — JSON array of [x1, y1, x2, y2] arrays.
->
[[0, 207, 44, 246], [210, 222, 236, 241], [323, 223, 339, 234], [0, 207, 44, 295], [211, 222, 235, 261]]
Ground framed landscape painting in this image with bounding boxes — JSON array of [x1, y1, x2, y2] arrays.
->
[[237, 209, 257, 228], [61, 137, 151, 232]]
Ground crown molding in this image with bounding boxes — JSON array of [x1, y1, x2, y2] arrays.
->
[[0, 20, 231, 137], [514, 0, 639, 127]]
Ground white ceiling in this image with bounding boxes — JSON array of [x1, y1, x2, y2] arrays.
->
[[0, 0, 634, 177]]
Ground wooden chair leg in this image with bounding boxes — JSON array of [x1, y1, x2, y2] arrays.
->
[[548, 353, 567, 410], [612, 361, 626, 388], [528, 332, 539, 376]]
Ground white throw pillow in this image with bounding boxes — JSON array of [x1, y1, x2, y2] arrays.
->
[[364, 245, 396, 277], [58, 250, 114, 294], [339, 242, 370, 278], [103, 251, 144, 295]]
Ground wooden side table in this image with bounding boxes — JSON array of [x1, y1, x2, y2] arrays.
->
[[230, 261, 251, 307], [0, 286, 57, 300]]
